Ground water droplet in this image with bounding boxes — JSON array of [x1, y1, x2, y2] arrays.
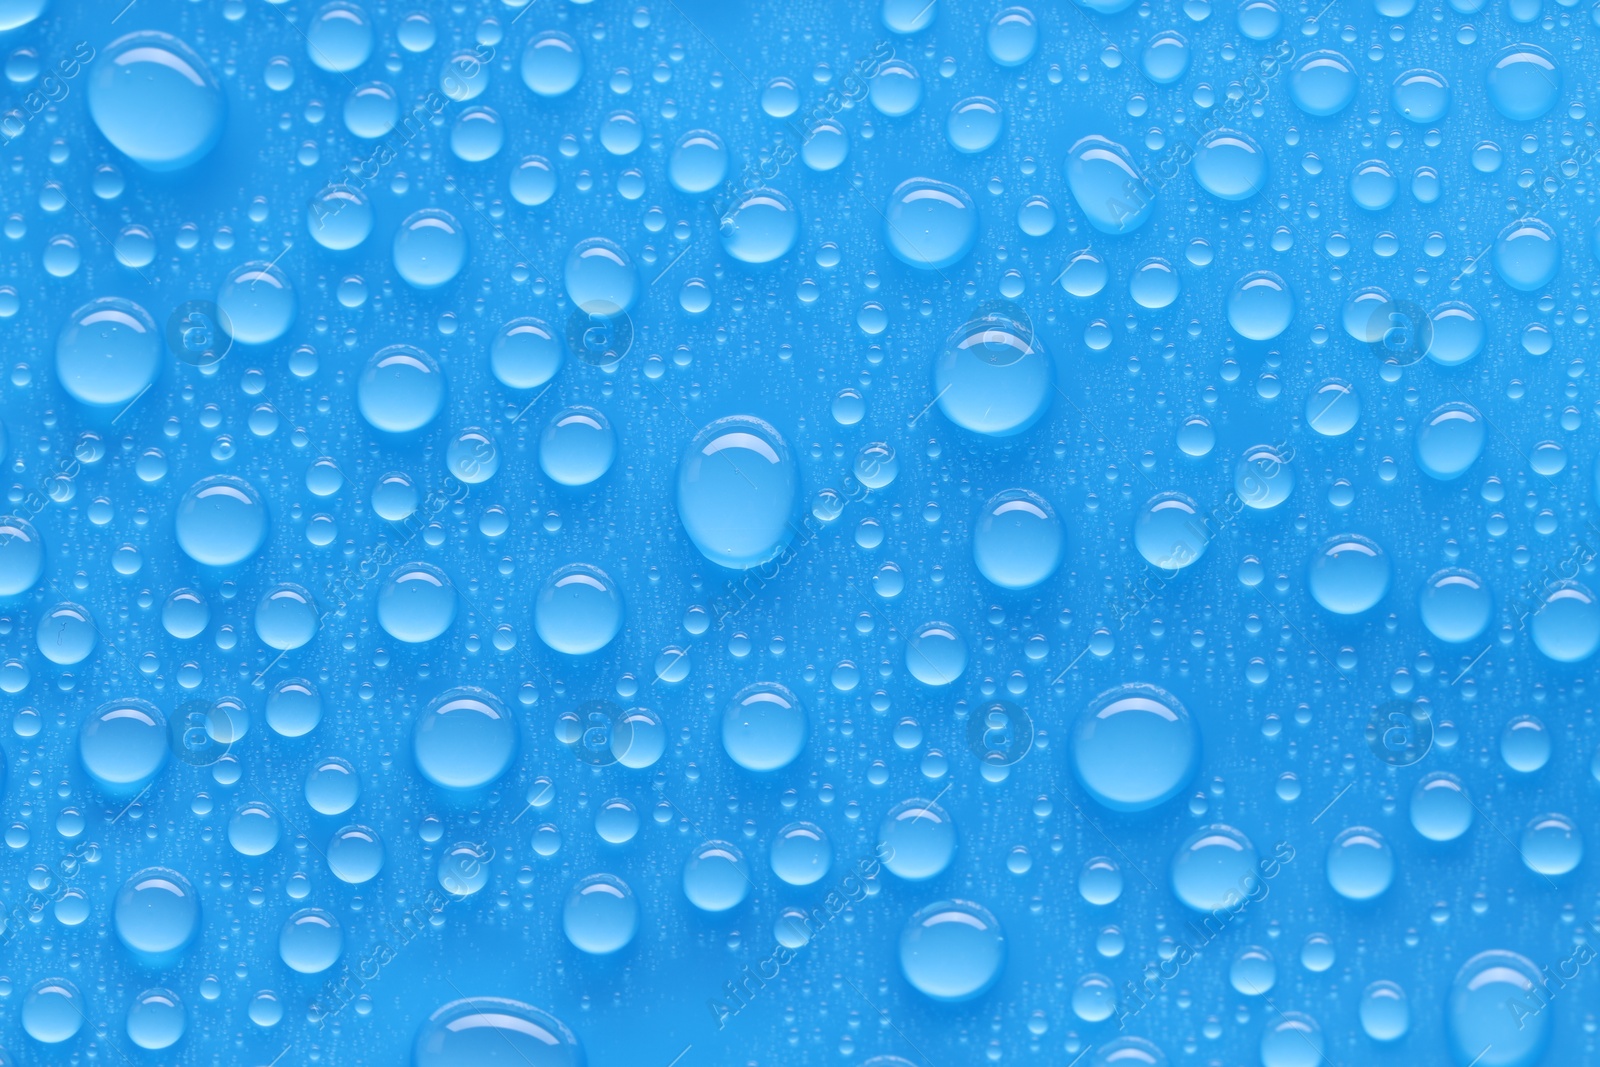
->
[[412, 688, 517, 789], [898, 899, 1005, 1002], [1072, 684, 1199, 812], [88, 32, 225, 170]]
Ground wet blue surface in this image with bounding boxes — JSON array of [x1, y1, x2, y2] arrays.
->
[[0, 0, 1598, 1064]]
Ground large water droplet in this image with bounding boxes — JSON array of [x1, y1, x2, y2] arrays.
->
[[1072, 684, 1199, 812], [1066, 135, 1154, 235], [721, 682, 807, 771], [413, 999, 583, 1067], [898, 899, 1005, 1002], [1446, 951, 1550, 1067], [412, 687, 517, 789], [676, 415, 798, 570], [879, 797, 958, 880], [563, 873, 638, 954], [534, 563, 623, 655], [1171, 824, 1259, 911], [114, 867, 200, 958], [1192, 129, 1266, 200], [88, 33, 225, 171], [1307, 534, 1390, 615], [973, 489, 1064, 590], [280, 908, 343, 974], [1486, 45, 1560, 121], [932, 311, 1053, 437], [175, 475, 269, 566], [1289, 50, 1358, 116], [720, 188, 799, 264], [884, 178, 978, 270], [55, 297, 159, 407], [1415, 402, 1485, 481], [1326, 826, 1394, 900], [80, 698, 167, 792], [682, 840, 751, 912], [378, 563, 457, 643], [358, 344, 445, 433]]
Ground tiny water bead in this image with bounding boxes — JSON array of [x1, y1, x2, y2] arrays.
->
[[413, 999, 583, 1067], [1071, 684, 1199, 813], [880, 798, 958, 880], [412, 687, 517, 790], [972, 489, 1064, 590], [676, 415, 798, 570], [898, 899, 1005, 1002]]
